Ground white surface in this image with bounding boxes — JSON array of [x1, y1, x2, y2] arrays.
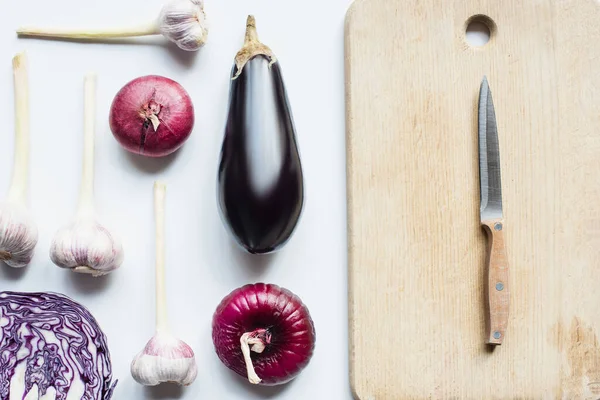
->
[[0, 0, 353, 399], [465, 21, 491, 47]]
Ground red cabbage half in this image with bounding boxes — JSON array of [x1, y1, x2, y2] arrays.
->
[[0, 291, 117, 400]]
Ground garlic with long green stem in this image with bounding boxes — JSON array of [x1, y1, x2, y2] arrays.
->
[[49, 73, 124, 277], [0, 52, 38, 269], [17, 0, 208, 51], [131, 181, 197, 387]]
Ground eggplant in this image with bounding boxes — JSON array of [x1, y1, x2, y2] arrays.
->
[[217, 15, 304, 255]]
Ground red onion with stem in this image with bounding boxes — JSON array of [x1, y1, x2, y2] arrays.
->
[[109, 75, 195, 157], [212, 283, 316, 386]]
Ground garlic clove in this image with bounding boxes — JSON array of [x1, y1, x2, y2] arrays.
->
[[49, 219, 123, 277], [0, 201, 38, 268], [131, 333, 198, 386], [158, 0, 208, 51]]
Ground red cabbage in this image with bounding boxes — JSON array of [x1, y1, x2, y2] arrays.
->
[[0, 291, 117, 399]]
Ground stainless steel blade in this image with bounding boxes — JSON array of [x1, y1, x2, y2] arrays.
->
[[478, 77, 503, 221]]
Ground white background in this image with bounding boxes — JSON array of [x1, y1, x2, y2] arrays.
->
[[0, 0, 354, 399]]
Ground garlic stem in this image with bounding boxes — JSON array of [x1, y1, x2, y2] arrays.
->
[[240, 332, 266, 384], [7, 52, 30, 205], [76, 73, 97, 218], [0, 251, 10, 261], [16, 20, 161, 40], [154, 181, 168, 334]]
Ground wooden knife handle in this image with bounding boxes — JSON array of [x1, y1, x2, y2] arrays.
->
[[482, 218, 510, 345]]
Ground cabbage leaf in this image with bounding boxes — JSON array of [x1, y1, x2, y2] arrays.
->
[[0, 291, 117, 400]]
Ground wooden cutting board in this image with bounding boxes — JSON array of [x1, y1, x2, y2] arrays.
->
[[345, 0, 600, 398]]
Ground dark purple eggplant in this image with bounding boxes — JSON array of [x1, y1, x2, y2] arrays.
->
[[217, 15, 304, 255]]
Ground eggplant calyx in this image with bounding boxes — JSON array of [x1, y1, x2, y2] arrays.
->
[[0, 250, 10, 261], [233, 15, 277, 80]]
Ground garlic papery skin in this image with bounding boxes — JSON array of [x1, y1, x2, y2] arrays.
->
[[131, 332, 198, 386], [158, 0, 208, 51], [0, 202, 38, 268], [131, 181, 198, 387], [49, 73, 124, 277], [49, 218, 124, 277], [0, 52, 38, 269]]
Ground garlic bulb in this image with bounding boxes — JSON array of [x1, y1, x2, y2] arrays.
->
[[17, 0, 209, 52], [50, 218, 123, 277], [131, 333, 197, 386], [49, 73, 124, 277], [0, 202, 38, 269], [131, 182, 197, 387], [0, 52, 38, 269], [158, 0, 208, 51]]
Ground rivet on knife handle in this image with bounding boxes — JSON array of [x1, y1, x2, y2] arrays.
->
[[478, 76, 509, 345], [482, 219, 509, 345]]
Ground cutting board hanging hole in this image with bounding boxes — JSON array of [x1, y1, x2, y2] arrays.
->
[[465, 14, 496, 47]]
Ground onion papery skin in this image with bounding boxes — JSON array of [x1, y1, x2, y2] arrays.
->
[[109, 75, 194, 157], [0, 291, 117, 400], [212, 283, 316, 386]]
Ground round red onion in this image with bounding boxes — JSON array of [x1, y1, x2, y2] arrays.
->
[[212, 283, 316, 386], [109, 75, 194, 157]]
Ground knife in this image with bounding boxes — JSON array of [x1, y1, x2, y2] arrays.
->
[[478, 76, 509, 345]]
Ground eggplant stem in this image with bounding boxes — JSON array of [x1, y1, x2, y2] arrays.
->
[[7, 52, 30, 205], [154, 181, 169, 334], [76, 73, 97, 218], [240, 332, 267, 384], [0, 251, 11, 261], [244, 15, 260, 45], [233, 15, 277, 80]]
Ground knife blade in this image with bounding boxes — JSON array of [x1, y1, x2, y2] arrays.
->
[[478, 76, 509, 346]]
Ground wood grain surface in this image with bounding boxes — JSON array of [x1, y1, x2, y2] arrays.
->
[[482, 218, 510, 346], [344, 0, 600, 398]]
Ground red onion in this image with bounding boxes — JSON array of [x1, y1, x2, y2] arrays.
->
[[109, 75, 194, 157], [212, 283, 316, 386]]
